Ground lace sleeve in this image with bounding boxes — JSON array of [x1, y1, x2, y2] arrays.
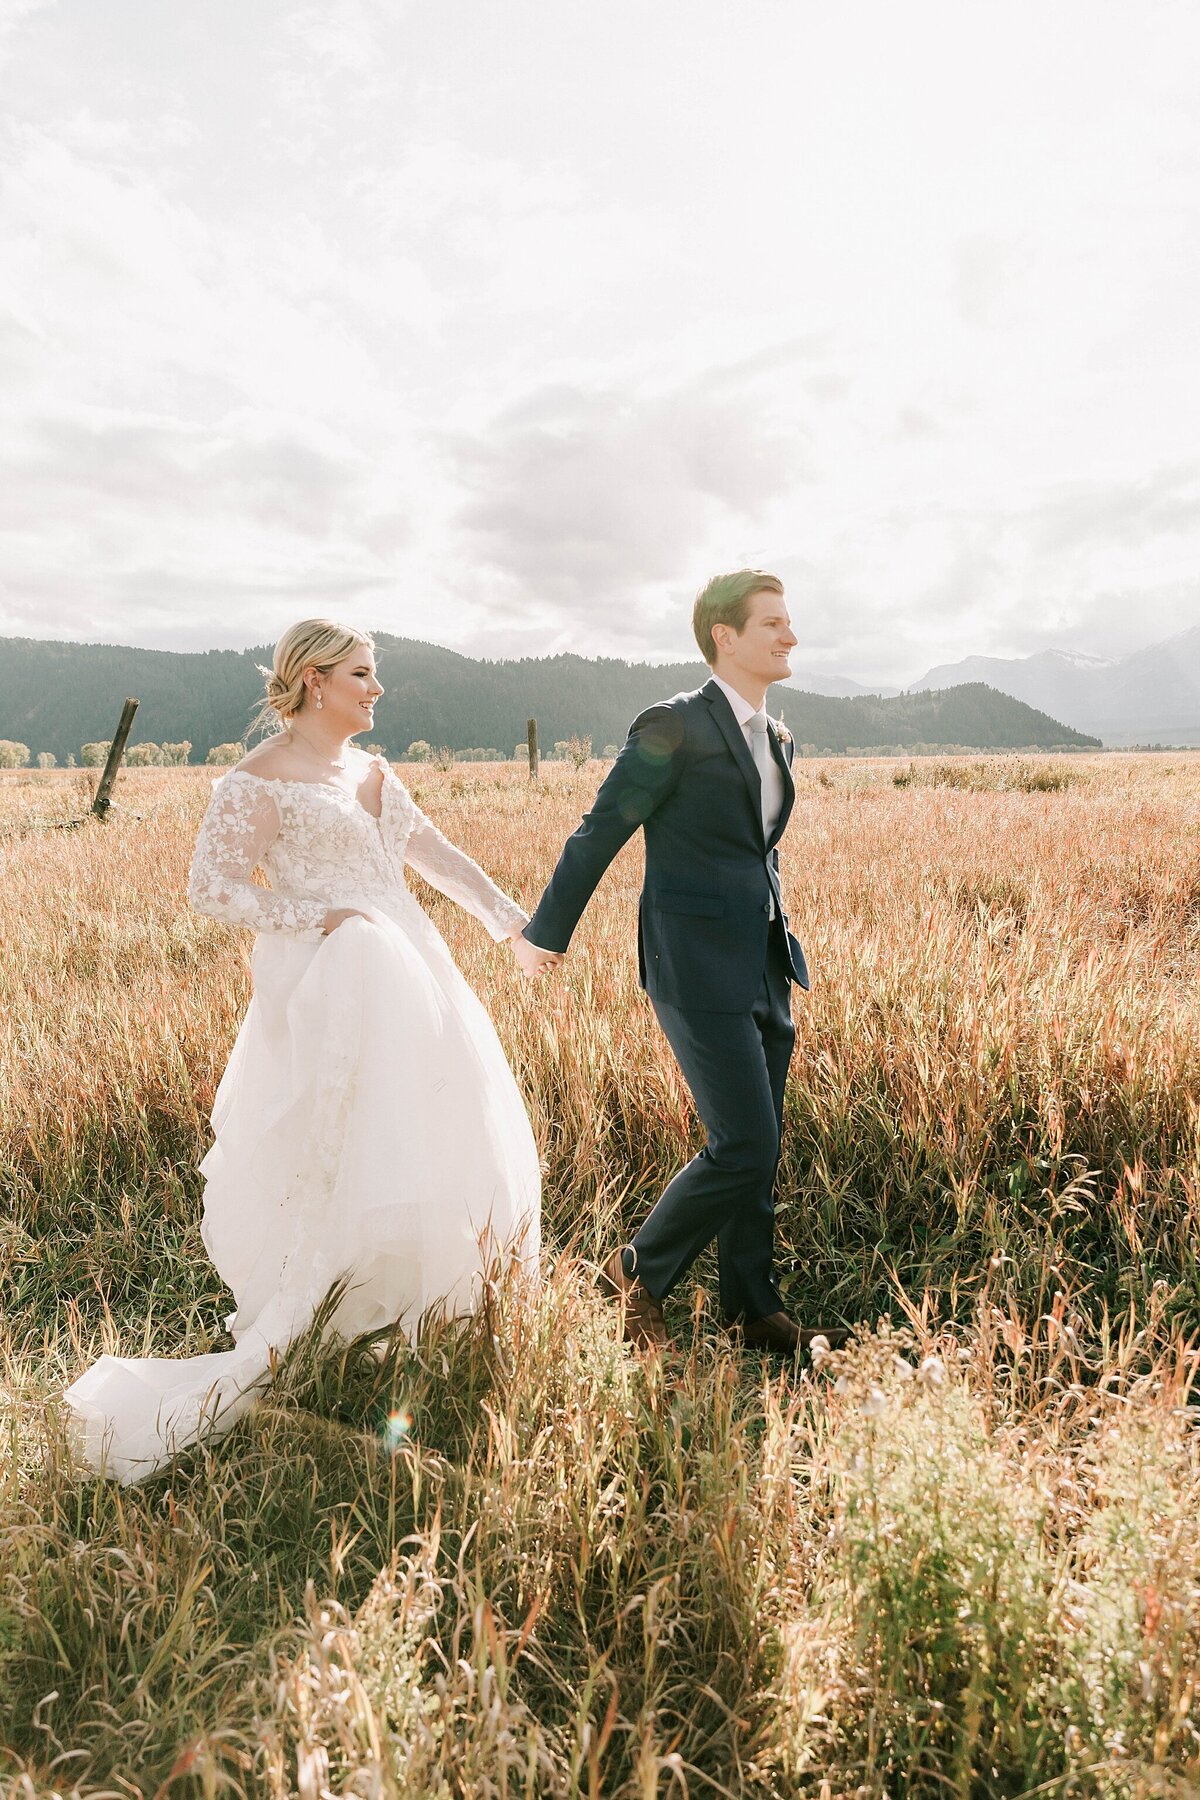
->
[[188, 774, 328, 937], [404, 799, 529, 942]]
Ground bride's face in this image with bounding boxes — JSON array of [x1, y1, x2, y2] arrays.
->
[[309, 646, 385, 736]]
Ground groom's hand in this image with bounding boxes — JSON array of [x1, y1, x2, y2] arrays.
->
[[508, 929, 563, 980]]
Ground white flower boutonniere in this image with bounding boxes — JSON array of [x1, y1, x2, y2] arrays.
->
[[773, 719, 792, 747]]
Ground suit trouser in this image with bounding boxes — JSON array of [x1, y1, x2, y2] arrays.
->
[[630, 926, 796, 1321]]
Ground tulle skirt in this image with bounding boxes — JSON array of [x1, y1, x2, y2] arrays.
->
[[64, 909, 541, 1482]]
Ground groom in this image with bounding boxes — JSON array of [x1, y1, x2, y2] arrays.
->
[[521, 570, 845, 1354]]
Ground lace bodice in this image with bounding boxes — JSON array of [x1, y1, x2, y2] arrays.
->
[[188, 760, 529, 942]]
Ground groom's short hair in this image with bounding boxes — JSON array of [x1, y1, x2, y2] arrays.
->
[[693, 569, 784, 665]]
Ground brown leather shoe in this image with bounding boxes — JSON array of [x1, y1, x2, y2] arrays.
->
[[598, 1247, 670, 1351], [734, 1312, 851, 1355]]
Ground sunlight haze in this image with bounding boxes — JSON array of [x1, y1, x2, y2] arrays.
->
[[1, 0, 1197, 684]]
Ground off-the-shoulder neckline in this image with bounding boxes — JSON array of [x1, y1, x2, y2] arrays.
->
[[221, 753, 394, 791], [219, 757, 397, 820]]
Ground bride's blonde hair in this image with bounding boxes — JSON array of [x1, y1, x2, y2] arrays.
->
[[251, 619, 375, 736]]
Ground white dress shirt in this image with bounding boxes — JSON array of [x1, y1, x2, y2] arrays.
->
[[710, 673, 785, 840]]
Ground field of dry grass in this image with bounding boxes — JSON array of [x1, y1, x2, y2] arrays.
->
[[2, 753, 1199, 1797]]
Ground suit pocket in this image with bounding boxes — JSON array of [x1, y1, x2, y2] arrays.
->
[[651, 890, 725, 918]]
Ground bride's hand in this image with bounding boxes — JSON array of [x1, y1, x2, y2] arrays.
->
[[322, 908, 374, 934], [509, 930, 563, 979]]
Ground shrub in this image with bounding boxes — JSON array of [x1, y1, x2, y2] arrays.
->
[[205, 742, 245, 766], [0, 740, 30, 768], [894, 758, 1080, 793]]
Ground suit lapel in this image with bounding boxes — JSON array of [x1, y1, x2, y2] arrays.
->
[[767, 725, 795, 850], [702, 679, 764, 838]]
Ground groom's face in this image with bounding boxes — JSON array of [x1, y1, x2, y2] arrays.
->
[[720, 589, 798, 686]]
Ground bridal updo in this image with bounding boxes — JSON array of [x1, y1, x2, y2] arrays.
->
[[251, 619, 375, 736]]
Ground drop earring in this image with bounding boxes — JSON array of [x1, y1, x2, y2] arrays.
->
[[314, 692, 323, 710]]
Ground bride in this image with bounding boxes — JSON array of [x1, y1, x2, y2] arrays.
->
[[65, 620, 550, 1483]]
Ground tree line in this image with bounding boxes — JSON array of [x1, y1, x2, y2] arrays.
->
[[0, 738, 245, 768], [0, 632, 1101, 762]]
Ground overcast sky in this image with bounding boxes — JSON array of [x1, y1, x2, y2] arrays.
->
[[1, 0, 1197, 684]]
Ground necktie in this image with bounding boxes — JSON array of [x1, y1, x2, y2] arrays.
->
[[747, 711, 775, 841]]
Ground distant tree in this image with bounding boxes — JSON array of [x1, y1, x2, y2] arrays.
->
[[514, 744, 528, 761], [602, 744, 618, 758], [362, 742, 388, 757], [66, 753, 76, 768], [206, 742, 244, 765], [37, 751, 57, 769], [0, 638, 1098, 766], [125, 742, 163, 766], [80, 742, 108, 767], [406, 740, 431, 762], [161, 741, 192, 765], [0, 740, 30, 768]]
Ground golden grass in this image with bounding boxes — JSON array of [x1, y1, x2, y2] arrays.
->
[[1, 754, 1199, 1796]]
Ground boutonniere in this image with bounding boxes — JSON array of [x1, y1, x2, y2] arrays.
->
[[773, 719, 792, 746]]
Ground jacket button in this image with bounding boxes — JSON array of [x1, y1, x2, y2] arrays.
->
[[763, 903, 771, 915]]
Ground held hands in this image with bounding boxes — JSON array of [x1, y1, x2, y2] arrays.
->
[[508, 928, 564, 980]]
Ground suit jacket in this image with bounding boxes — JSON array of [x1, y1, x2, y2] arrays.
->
[[523, 678, 809, 1014]]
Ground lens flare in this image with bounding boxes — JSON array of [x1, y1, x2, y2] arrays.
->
[[383, 1407, 414, 1451]]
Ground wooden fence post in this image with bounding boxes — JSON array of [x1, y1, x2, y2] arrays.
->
[[527, 717, 539, 781], [92, 698, 139, 819]]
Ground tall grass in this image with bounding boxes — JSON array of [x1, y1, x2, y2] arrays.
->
[[1, 754, 1198, 1795]]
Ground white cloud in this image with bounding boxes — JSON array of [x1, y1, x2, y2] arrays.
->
[[0, 0, 1198, 680], [450, 376, 809, 631]]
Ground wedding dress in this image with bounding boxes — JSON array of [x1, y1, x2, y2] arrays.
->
[[64, 758, 541, 1483]]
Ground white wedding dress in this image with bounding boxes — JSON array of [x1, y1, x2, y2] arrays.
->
[[64, 758, 541, 1483]]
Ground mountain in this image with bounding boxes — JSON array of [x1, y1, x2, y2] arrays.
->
[[0, 633, 1097, 762], [784, 669, 901, 699], [912, 626, 1200, 745]]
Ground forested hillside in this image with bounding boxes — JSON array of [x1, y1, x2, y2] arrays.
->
[[0, 633, 1099, 761]]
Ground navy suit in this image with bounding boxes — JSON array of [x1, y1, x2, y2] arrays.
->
[[524, 678, 809, 1319]]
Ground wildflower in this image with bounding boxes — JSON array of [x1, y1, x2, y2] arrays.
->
[[891, 1355, 914, 1381], [834, 1374, 851, 1396], [861, 1385, 887, 1419], [808, 1334, 831, 1368], [917, 1355, 946, 1390]]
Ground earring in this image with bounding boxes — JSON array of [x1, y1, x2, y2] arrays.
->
[[314, 692, 323, 710]]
